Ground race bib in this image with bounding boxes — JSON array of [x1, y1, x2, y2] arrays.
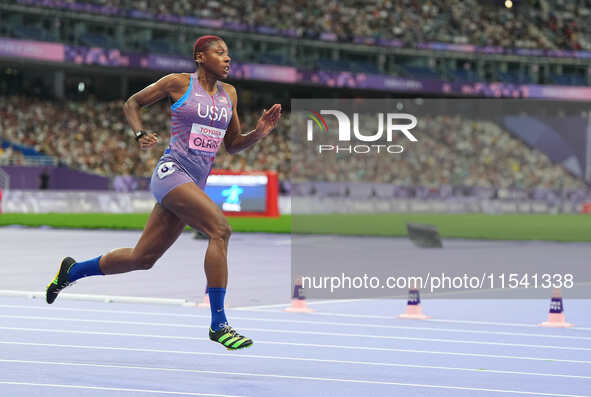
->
[[157, 161, 176, 179], [189, 123, 226, 153]]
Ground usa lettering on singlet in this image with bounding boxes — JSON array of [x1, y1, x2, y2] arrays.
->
[[164, 73, 233, 184]]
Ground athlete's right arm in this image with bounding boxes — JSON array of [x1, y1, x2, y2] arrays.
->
[[123, 73, 187, 149]]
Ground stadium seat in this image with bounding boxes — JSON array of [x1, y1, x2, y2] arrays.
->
[[12, 26, 46, 41], [79, 33, 116, 49], [402, 66, 442, 80], [146, 39, 172, 54]]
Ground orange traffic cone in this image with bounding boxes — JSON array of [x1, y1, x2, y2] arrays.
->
[[285, 278, 315, 313], [399, 288, 430, 320], [198, 286, 210, 308], [538, 289, 574, 328]]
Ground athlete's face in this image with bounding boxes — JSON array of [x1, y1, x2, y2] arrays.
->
[[198, 41, 231, 79]]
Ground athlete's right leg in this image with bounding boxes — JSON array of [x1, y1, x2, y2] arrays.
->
[[46, 203, 186, 303], [161, 182, 252, 350]]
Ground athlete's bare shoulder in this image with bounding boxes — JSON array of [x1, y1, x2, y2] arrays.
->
[[220, 81, 236, 93], [154, 73, 191, 94], [130, 73, 191, 107], [220, 81, 237, 105]]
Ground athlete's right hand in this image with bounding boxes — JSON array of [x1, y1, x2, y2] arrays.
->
[[138, 132, 160, 149]]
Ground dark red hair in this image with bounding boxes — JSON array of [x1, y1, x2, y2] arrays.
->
[[193, 35, 223, 60]]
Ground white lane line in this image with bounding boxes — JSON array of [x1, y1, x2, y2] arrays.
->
[[1, 326, 589, 364], [241, 327, 591, 351], [232, 303, 294, 310], [233, 298, 369, 310], [0, 304, 206, 318], [0, 306, 588, 341], [0, 290, 197, 306], [429, 318, 591, 330], [0, 381, 247, 397], [250, 309, 591, 331], [4, 299, 591, 332], [0, 314, 588, 351], [1, 340, 589, 381], [0, 360, 589, 397]]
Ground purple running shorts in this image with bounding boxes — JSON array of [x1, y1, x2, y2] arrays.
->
[[150, 157, 197, 204]]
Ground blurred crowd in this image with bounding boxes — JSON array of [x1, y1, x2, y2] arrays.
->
[[0, 146, 25, 165], [1, 95, 585, 190], [30, 0, 591, 51], [0, 95, 290, 181], [0, 96, 166, 175], [0, 145, 25, 165]]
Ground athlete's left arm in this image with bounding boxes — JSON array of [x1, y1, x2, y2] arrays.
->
[[222, 84, 282, 154]]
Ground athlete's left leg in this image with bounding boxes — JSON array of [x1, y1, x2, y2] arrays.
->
[[46, 203, 186, 304], [97, 202, 187, 274]]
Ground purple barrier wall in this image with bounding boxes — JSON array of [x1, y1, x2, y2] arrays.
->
[[3, 37, 591, 101], [502, 116, 588, 178], [291, 182, 591, 203], [542, 117, 588, 167], [0, 38, 64, 62], [0, 166, 110, 190]]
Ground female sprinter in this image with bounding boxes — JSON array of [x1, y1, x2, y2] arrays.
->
[[46, 35, 282, 350]]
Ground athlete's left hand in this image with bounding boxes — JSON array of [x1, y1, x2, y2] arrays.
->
[[255, 104, 282, 137]]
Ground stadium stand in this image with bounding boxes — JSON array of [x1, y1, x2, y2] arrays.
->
[[0, 95, 584, 192], [7, 0, 591, 51], [0, 95, 290, 182], [3, 0, 591, 85]]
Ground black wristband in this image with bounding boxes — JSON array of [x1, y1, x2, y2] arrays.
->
[[134, 130, 146, 142]]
